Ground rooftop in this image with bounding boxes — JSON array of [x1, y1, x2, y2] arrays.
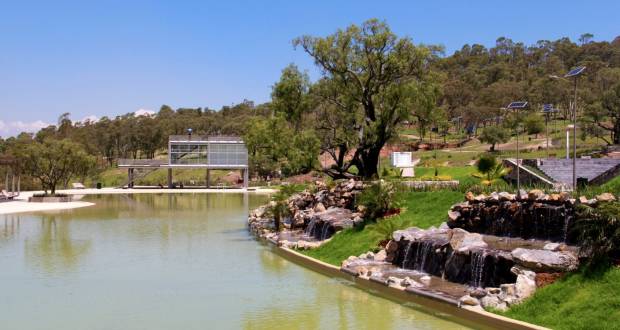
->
[[168, 135, 244, 143]]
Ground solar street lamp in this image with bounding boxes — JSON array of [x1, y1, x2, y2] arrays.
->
[[550, 66, 586, 190], [504, 101, 529, 192]]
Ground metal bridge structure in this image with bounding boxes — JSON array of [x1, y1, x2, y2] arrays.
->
[[118, 135, 249, 189]]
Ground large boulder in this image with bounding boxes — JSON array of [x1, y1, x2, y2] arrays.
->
[[511, 248, 578, 272], [392, 227, 423, 242], [511, 266, 537, 300], [596, 193, 616, 202], [313, 208, 354, 229], [528, 189, 545, 200], [449, 228, 488, 252], [480, 294, 508, 311]]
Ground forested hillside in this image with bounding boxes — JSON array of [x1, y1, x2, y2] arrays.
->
[[1, 20, 619, 184]]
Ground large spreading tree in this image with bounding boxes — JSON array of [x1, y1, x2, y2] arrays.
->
[[294, 19, 435, 178], [20, 139, 96, 195]]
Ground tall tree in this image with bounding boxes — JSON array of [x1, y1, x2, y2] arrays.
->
[[19, 139, 96, 194], [271, 64, 310, 129], [295, 19, 433, 178]]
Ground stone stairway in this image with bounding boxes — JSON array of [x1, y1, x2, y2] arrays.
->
[[536, 158, 620, 186]]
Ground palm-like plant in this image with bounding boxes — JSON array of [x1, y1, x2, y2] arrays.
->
[[472, 155, 510, 186], [356, 181, 404, 221], [574, 202, 620, 266], [369, 218, 401, 242]]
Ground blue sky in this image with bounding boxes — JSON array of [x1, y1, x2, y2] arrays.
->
[[1, 0, 619, 137]]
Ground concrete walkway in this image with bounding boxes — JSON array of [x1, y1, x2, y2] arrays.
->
[[0, 187, 276, 215]]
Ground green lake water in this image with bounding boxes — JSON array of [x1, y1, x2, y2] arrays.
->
[[0, 193, 472, 330]]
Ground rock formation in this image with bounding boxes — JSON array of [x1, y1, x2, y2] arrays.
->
[[248, 179, 365, 249]]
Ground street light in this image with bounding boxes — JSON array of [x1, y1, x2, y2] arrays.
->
[[550, 66, 586, 190], [542, 104, 559, 159], [504, 101, 529, 193]]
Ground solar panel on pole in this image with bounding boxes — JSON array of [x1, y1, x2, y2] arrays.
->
[[565, 66, 586, 78], [507, 101, 528, 109]]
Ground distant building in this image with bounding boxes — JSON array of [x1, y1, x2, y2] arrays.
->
[[118, 135, 249, 188]]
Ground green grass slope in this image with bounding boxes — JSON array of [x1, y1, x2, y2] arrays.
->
[[497, 266, 620, 330], [302, 191, 463, 266]]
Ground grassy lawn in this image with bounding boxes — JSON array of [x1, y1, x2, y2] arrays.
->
[[302, 190, 463, 266], [93, 167, 232, 187], [496, 266, 620, 330], [414, 166, 478, 186]]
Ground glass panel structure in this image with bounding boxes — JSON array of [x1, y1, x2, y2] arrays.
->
[[170, 143, 209, 165], [208, 143, 247, 166], [168, 136, 247, 167]]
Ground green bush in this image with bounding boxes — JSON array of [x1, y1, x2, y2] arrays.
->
[[356, 180, 404, 221], [472, 155, 510, 186], [368, 218, 401, 242], [476, 155, 497, 173], [574, 201, 620, 266], [418, 174, 453, 181]]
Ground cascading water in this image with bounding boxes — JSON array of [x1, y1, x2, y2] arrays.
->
[[401, 241, 414, 268], [470, 250, 486, 288], [320, 224, 331, 240], [305, 218, 317, 237], [413, 241, 433, 272], [563, 213, 571, 243]]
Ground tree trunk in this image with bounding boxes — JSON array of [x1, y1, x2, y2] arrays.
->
[[358, 146, 381, 179], [614, 119, 620, 145]]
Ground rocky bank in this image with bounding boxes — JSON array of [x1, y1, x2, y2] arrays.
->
[[248, 179, 366, 249]]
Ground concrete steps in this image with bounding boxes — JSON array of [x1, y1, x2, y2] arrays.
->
[[536, 159, 620, 185]]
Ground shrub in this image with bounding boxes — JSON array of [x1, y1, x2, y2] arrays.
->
[[356, 180, 404, 221], [269, 184, 304, 231], [574, 201, 620, 266], [368, 218, 401, 243], [477, 155, 497, 173], [418, 175, 453, 181], [472, 155, 510, 186]]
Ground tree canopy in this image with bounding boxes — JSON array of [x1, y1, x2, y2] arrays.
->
[[294, 19, 436, 178]]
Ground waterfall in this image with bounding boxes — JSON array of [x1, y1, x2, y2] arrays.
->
[[413, 241, 433, 272], [563, 213, 571, 243], [470, 250, 486, 288], [400, 241, 434, 272], [305, 218, 317, 237], [401, 241, 414, 268], [320, 224, 331, 240]]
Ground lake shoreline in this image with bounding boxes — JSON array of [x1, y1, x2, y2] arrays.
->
[[255, 233, 549, 330], [0, 187, 275, 215]]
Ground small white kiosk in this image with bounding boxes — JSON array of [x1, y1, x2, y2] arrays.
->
[[390, 152, 415, 177]]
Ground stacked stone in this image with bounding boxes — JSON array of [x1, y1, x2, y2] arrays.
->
[[343, 224, 579, 311], [448, 190, 617, 244], [248, 179, 367, 248]]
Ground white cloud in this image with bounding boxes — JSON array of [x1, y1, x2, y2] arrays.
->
[[80, 115, 99, 123], [0, 120, 52, 138], [134, 109, 155, 117]]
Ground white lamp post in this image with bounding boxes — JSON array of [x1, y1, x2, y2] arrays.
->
[[550, 66, 586, 190], [505, 101, 529, 192]]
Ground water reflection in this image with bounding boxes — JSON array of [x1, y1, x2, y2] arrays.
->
[[0, 193, 470, 330], [24, 215, 92, 275], [1, 214, 21, 244]]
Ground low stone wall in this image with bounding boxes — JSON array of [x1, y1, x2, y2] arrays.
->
[[448, 191, 575, 243], [28, 196, 73, 203], [402, 180, 459, 190]]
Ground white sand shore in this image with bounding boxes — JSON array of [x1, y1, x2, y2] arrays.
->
[[0, 187, 276, 215]]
